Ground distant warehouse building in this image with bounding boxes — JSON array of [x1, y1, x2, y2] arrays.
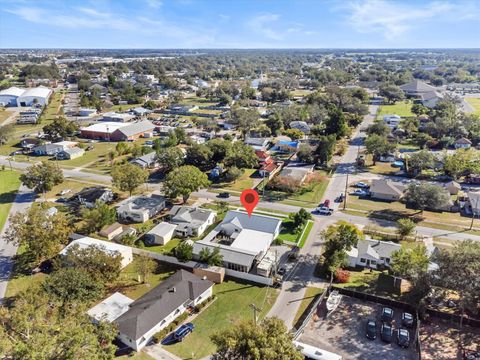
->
[[80, 120, 155, 141], [0, 86, 52, 107]]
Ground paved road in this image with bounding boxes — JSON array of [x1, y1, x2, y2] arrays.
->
[[0, 185, 36, 303]]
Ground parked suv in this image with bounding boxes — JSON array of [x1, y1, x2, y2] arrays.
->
[[173, 323, 195, 342]]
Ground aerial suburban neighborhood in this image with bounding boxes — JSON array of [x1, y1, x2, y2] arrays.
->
[[0, 1, 479, 360]]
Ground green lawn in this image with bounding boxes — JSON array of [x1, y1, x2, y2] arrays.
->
[[0, 171, 21, 232], [180, 97, 218, 107], [6, 272, 46, 298], [143, 238, 181, 255], [166, 279, 279, 359], [116, 352, 154, 360], [290, 89, 313, 97], [40, 91, 64, 122], [293, 287, 324, 329], [277, 219, 300, 243], [43, 179, 94, 200], [0, 108, 13, 124], [377, 101, 414, 119], [60, 142, 116, 169], [108, 103, 144, 112], [298, 220, 314, 248], [212, 168, 257, 192], [115, 257, 178, 300], [465, 98, 480, 115]]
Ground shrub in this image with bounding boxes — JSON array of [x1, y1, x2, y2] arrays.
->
[[335, 268, 350, 283], [267, 176, 302, 193]]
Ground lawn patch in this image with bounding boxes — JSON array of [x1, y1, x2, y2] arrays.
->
[[466, 97, 480, 115], [143, 238, 181, 255], [277, 219, 300, 243], [211, 168, 257, 192], [166, 279, 279, 359], [297, 220, 314, 248], [376, 101, 414, 119], [0, 171, 21, 231]]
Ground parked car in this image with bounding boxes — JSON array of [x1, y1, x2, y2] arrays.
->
[[335, 194, 344, 203], [381, 307, 394, 323], [173, 323, 194, 342], [397, 328, 410, 348], [316, 206, 333, 215], [351, 189, 367, 196], [218, 192, 230, 198], [402, 312, 414, 328], [59, 189, 71, 196], [381, 322, 394, 343], [355, 182, 369, 188], [277, 266, 286, 276], [366, 319, 377, 340]]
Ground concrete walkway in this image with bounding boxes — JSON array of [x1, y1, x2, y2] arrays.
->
[[0, 184, 36, 303]]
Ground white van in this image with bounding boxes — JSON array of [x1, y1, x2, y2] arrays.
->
[[293, 341, 343, 360]]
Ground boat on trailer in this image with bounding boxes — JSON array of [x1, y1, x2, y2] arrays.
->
[[326, 290, 342, 312]]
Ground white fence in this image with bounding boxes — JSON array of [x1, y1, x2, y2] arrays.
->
[[132, 247, 273, 286]]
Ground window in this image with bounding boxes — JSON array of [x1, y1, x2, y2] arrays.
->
[[360, 258, 366, 263], [174, 309, 181, 315], [371, 260, 377, 265]]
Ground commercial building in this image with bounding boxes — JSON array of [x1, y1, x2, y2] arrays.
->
[[0, 86, 24, 106], [17, 86, 52, 106], [80, 120, 155, 141]]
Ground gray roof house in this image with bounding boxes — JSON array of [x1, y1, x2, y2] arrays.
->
[[146, 222, 178, 246], [169, 206, 216, 238], [244, 137, 270, 151], [70, 187, 114, 208], [193, 211, 282, 273], [130, 152, 158, 169], [290, 121, 311, 134], [369, 179, 405, 201], [32, 143, 63, 156], [117, 193, 166, 223], [400, 80, 437, 97], [347, 238, 402, 269], [115, 270, 214, 351]]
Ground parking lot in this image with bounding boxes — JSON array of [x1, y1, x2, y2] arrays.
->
[[299, 295, 418, 360]]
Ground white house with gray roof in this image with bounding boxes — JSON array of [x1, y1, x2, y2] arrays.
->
[[169, 206, 216, 238], [346, 238, 402, 269], [193, 211, 282, 273], [117, 192, 166, 223]]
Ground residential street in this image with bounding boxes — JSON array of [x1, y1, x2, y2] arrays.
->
[[0, 185, 36, 304]]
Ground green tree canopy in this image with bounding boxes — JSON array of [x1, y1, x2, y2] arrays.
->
[[175, 241, 193, 262], [391, 244, 429, 280], [20, 161, 64, 193], [379, 83, 405, 104], [81, 200, 117, 233], [111, 162, 148, 196], [404, 183, 450, 212], [364, 134, 396, 165], [163, 165, 210, 203], [156, 146, 185, 173], [43, 117, 79, 140], [224, 141, 258, 169], [185, 144, 213, 169]]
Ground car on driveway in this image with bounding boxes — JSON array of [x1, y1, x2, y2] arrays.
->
[[354, 182, 369, 188], [366, 319, 377, 340], [381, 307, 394, 323], [350, 189, 367, 196], [397, 328, 410, 348], [380, 322, 394, 343], [402, 312, 414, 328], [173, 323, 194, 342], [316, 206, 333, 215]]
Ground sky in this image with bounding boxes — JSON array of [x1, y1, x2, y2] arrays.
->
[[0, 0, 479, 49]]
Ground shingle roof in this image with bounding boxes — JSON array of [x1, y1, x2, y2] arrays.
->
[[400, 80, 436, 93], [115, 270, 213, 340], [117, 120, 155, 137], [370, 179, 404, 196]]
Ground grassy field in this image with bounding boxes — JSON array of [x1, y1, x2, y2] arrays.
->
[[290, 89, 313, 97], [107, 103, 144, 112], [166, 279, 279, 359], [43, 179, 95, 200], [377, 101, 414, 119], [293, 287, 324, 329], [39, 91, 64, 122], [143, 238, 181, 255], [0, 108, 13, 124], [60, 142, 116, 170], [465, 97, 480, 115], [0, 171, 21, 232], [180, 97, 218, 107], [211, 168, 257, 193]]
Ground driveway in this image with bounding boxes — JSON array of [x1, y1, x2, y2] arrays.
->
[[0, 184, 36, 303]]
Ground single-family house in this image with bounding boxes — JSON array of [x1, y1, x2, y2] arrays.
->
[[274, 140, 299, 153], [420, 91, 444, 108], [117, 193, 166, 223], [347, 238, 402, 269], [259, 161, 280, 179], [454, 137, 472, 149], [32, 143, 63, 156], [244, 137, 270, 151], [193, 211, 282, 273], [70, 187, 114, 208], [444, 180, 461, 195], [79, 108, 97, 117], [383, 114, 401, 129], [290, 121, 311, 134], [131, 107, 150, 117], [255, 150, 271, 165], [99, 222, 125, 241], [115, 270, 214, 351], [467, 191, 480, 216], [400, 80, 437, 97], [56, 147, 85, 160], [130, 152, 158, 169], [169, 206, 216, 238], [145, 222, 178, 245], [60, 236, 133, 269], [20, 138, 41, 149], [369, 179, 405, 201]]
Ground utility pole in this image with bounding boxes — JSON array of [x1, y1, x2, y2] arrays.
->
[[470, 197, 478, 230], [250, 303, 262, 326], [343, 173, 349, 210]]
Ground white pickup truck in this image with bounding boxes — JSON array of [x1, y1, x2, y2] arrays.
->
[[316, 206, 333, 215]]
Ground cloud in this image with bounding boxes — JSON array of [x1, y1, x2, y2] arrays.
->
[[146, 0, 162, 9], [342, 0, 479, 40], [246, 13, 283, 40]]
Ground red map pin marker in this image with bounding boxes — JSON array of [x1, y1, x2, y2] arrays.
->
[[240, 189, 259, 217]]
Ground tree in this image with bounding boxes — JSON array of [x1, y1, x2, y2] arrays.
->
[[111, 162, 148, 196], [156, 147, 184, 173], [296, 144, 314, 164], [407, 149, 435, 176], [143, 99, 157, 110], [265, 114, 283, 135], [364, 134, 396, 165], [404, 183, 450, 213], [59, 243, 122, 283], [5, 205, 72, 267], [207, 138, 232, 163], [379, 84, 405, 104], [230, 108, 259, 137], [134, 255, 157, 284], [199, 247, 223, 266], [224, 166, 243, 182], [0, 123, 15, 145], [185, 144, 213, 169], [411, 103, 429, 116], [224, 141, 258, 169], [443, 148, 480, 180], [81, 200, 117, 233], [324, 108, 348, 139], [289, 208, 312, 232], [43, 268, 104, 305], [391, 244, 429, 280], [175, 241, 193, 262], [322, 221, 363, 274], [43, 117, 79, 140], [20, 161, 64, 194], [367, 122, 390, 137], [283, 128, 303, 140], [396, 218, 416, 238], [163, 165, 210, 203], [315, 134, 336, 164], [0, 286, 117, 359], [434, 240, 480, 319], [211, 317, 303, 360]]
